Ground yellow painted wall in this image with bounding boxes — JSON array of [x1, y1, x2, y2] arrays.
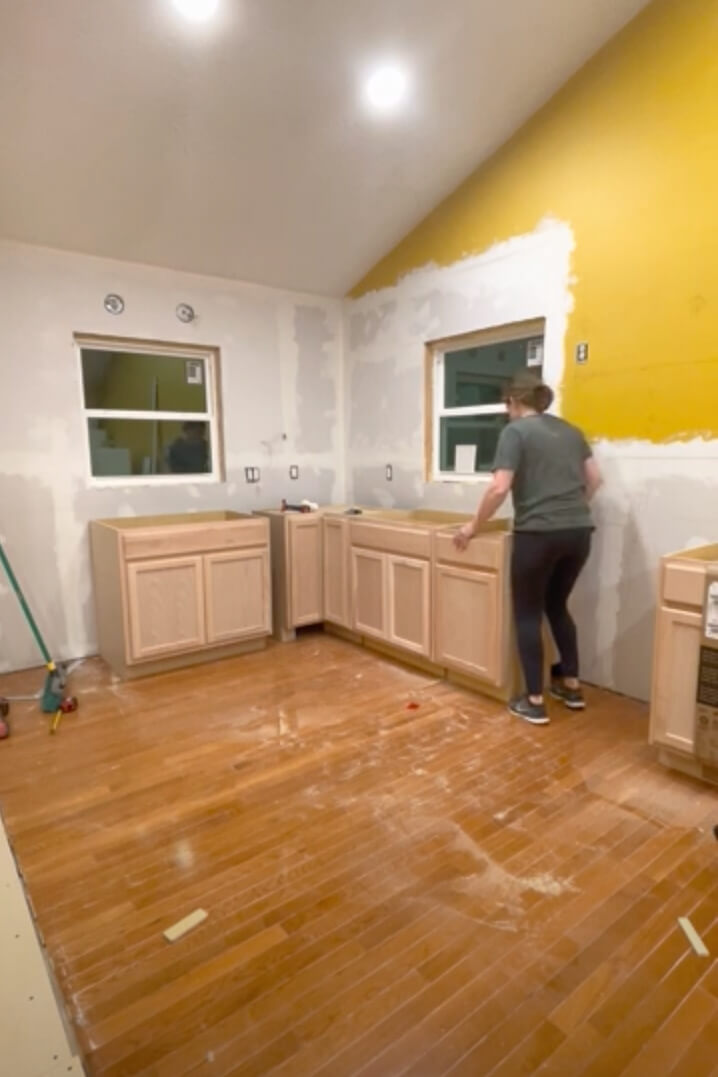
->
[[100, 353, 205, 472], [350, 0, 718, 443]]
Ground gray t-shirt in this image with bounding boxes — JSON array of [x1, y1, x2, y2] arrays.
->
[[493, 414, 593, 532]]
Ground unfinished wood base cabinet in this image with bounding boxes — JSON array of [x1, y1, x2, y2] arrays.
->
[[90, 512, 271, 679], [255, 510, 324, 640], [650, 545, 718, 784], [257, 506, 517, 704]]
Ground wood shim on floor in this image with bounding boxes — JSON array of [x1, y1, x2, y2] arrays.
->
[[163, 908, 208, 943], [678, 916, 710, 957]]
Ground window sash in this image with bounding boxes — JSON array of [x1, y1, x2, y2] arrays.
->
[[76, 335, 222, 485], [431, 332, 541, 479]]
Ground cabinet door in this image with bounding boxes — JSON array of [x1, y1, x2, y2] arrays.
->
[[352, 548, 387, 640], [387, 555, 431, 656], [323, 517, 350, 627], [650, 606, 702, 754], [287, 516, 323, 627], [125, 556, 206, 662], [204, 549, 271, 644], [434, 564, 500, 683]]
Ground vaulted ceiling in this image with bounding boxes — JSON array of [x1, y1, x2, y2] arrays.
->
[[0, 0, 650, 295]]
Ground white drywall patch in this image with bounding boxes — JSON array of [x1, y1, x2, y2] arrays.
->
[[344, 222, 718, 701]]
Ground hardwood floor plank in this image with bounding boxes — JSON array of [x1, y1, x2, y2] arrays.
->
[[0, 634, 715, 1077]]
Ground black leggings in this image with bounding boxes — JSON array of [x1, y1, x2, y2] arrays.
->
[[511, 529, 592, 697]]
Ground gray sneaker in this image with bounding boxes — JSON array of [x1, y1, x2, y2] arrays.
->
[[508, 696, 550, 725], [549, 681, 585, 710]]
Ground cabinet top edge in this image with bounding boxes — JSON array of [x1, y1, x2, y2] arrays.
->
[[92, 511, 257, 530]]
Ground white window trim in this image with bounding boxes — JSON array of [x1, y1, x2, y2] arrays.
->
[[75, 334, 223, 487], [426, 319, 545, 484]]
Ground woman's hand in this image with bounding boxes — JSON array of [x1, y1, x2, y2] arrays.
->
[[453, 522, 475, 552]]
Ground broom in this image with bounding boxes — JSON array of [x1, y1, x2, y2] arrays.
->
[[0, 540, 77, 733]]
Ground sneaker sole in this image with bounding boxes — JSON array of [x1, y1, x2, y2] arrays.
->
[[549, 690, 586, 711], [508, 705, 550, 725]]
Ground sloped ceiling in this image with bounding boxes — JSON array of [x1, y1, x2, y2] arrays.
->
[[0, 0, 650, 295]]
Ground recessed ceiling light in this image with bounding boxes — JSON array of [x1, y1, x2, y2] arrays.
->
[[172, 0, 220, 23], [363, 64, 410, 114]]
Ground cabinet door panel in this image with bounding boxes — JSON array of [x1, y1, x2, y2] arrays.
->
[[434, 565, 500, 683], [126, 556, 205, 662], [288, 516, 323, 626], [323, 517, 350, 627], [352, 549, 387, 639], [204, 549, 271, 644], [387, 556, 431, 656], [650, 606, 701, 754]]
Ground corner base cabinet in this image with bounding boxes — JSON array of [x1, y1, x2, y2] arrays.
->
[[90, 512, 271, 679], [649, 545, 718, 785]]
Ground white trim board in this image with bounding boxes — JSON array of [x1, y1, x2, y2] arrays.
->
[[0, 813, 83, 1076]]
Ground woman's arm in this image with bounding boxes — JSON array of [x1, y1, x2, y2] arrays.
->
[[453, 469, 513, 550], [584, 456, 603, 501]]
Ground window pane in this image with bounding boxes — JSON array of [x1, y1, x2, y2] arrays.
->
[[443, 337, 541, 409], [439, 414, 508, 474], [88, 418, 211, 477], [81, 349, 208, 413]]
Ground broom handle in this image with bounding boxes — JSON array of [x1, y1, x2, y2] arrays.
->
[[0, 543, 53, 666]]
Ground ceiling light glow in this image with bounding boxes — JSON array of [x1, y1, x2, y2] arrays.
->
[[172, 0, 220, 23], [363, 65, 409, 114]]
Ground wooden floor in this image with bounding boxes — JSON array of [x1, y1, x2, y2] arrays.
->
[[0, 632, 716, 1077]]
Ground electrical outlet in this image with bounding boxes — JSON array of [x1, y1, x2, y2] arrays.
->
[[576, 342, 589, 364], [289, 465, 299, 480], [385, 464, 393, 481], [253, 467, 260, 483], [244, 467, 253, 483]]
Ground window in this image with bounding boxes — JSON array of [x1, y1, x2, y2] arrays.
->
[[77, 336, 223, 483], [426, 319, 545, 481]]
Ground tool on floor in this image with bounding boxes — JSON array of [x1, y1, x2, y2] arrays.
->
[[0, 697, 9, 740], [0, 540, 77, 735]]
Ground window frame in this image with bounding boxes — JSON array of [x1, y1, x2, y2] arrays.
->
[[424, 318, 546, 483], [75, 333, 224, 487]]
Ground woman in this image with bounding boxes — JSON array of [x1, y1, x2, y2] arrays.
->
[[454, 372, 602, 725]]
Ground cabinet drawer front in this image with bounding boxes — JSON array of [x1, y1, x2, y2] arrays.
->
[[662, 561, 706, 609], [123, 520, 268, 560], [349, 521, 431, 559], [434, 531, 505, 572]]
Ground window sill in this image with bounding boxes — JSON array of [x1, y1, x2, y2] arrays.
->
[[429, 474, 493, 485], [87, 474, 223, 489]]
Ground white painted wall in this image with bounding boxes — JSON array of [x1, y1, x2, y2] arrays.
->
[[344, 220, 718, 701], [0, 240, 345, 673]]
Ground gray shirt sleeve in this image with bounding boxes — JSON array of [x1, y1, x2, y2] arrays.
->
[[492, 424, 522, 472]]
